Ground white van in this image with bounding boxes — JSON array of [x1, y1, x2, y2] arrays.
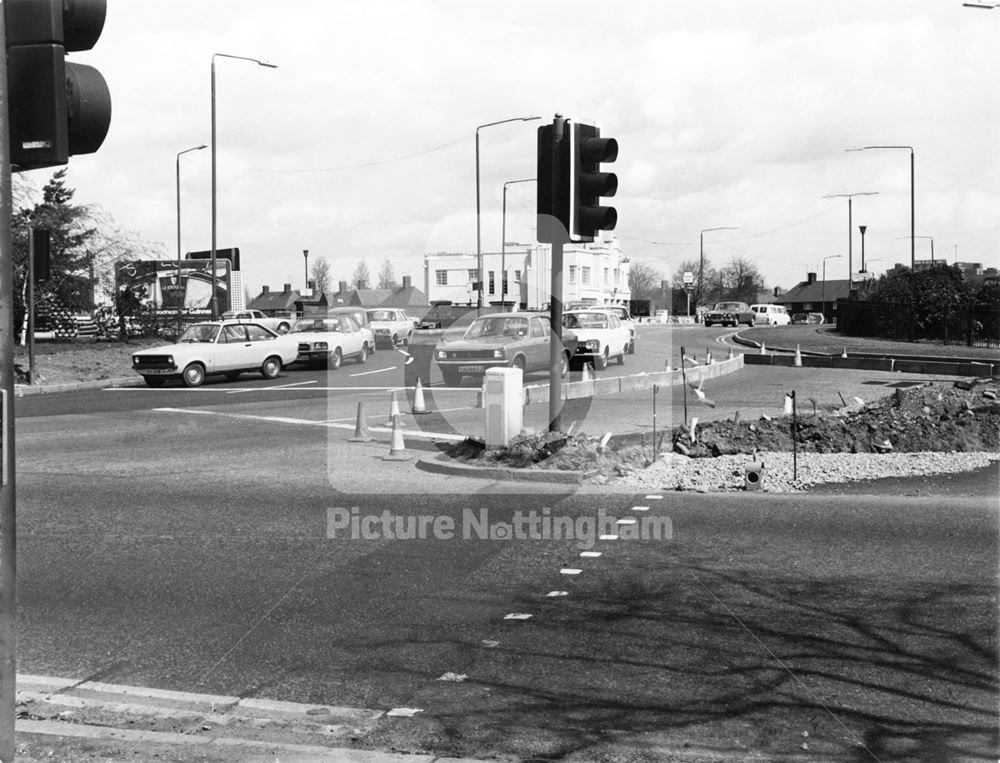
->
[[751, 304, 790, 326]]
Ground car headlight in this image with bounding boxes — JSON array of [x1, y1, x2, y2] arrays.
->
[[436, 350, 447, 360], [493, 349, 504, 359], [316, 342, 328, 350], [167, 355, 173, 365], [584, 339, 599, 351], [132, 356, 139, 365]]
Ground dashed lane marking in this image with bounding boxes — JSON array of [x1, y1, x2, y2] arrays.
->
[[226, 380, 318, 394]]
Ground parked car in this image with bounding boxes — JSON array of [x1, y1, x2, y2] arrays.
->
[[704, 301, 755, 327], [562, 309, 631, 370], [588, 305, 636, 353], [221, 309, 294, 334], [131, 319, 299, 387], [751, 303, 791, 326], [327, 306, 377, 351], [434, 312, 573, 386], [366, 307, 414, 348], [291, 314, 373, 369]]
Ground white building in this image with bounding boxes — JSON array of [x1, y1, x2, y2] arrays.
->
[[423, 236, 631, 310]]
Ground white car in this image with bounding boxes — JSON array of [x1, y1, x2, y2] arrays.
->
[[131, 320, 299, 387], [588, 305, 636, 354], [751, 303, 791, 326], [291, 314, 373, 369], [366, 308, 414, 348], [222, 309, 294, 334], [562, 309, 632, 371]]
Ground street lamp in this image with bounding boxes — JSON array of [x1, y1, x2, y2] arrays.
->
[[846, 145, 915, 270], [899, 235, 934, 263], [821, 254, 842, 321], [822, 191, 878, 283], [475, 116, 540, 309], [501, 177, 535, 304], [303, 249, 309, 291], [699, 226, 738, 313], [858, 225, 868, 272], [211, 53, 277, 319], [176, 144, 207, 334]]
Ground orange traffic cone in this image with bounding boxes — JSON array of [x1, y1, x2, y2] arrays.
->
[[386, 391, 404, 426], [794, 344, 803, 367], [348, 401, 374, 442], [412, 377, 430, 414], [381, 414, 412, 461]]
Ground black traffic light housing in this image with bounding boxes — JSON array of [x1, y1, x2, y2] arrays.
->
[[4, 0, 111, 171], [569, 122, 617, 242], [536, 118, 570, 244]]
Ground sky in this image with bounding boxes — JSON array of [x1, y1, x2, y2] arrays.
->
[[16, 0, 1000, 297]]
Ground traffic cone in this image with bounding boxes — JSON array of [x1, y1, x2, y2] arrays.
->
[[386, 391, 404, 426], [793, 345, 803, 367], [348, 401, 374, 442], [841, 346, 848, 359], [706, 349, 713, 365], [381, 414, 412, 461], [784, 394, 793, 415], [581, 362, 593, 381], [759, 342, 767, 355], [411, 377, 430, 414], [727, 346, 734, 360]]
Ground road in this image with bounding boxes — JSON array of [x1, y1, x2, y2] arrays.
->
[[13, 324, 999, 760]]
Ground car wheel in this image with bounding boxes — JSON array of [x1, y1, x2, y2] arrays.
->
[[441, 368, 461, 386], [144, 376, 166, 388], [225, 371, 241, 381], [618, 346, 627, 365], [559, 352, 569, 379], [182, 362, 205, 387], [356, 343, 369, 364], [595, 348, 609, 371], [277, 322, 290, 334], [261, 356, 282, 379], [328, 348, 343, 370], [628, 338, 636, 354], [511, 355, 526, 373]]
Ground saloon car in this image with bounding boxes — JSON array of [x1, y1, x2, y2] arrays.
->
[[131, 319, 299, 387], [221, 309, 294, 334], [291, 314, 373, 369], [562, 309, 631, 370], [703, 301, 755, 327], [328, 306, 377, 351], [589, 305, 636, 354], [434, 312, 574, 386], [366, 308, 415, 348]]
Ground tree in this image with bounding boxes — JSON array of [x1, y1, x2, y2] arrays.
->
[[627, 262, 664, 301], [377, 258, 398, 290], [310, 256, 332, 295], [351, 260, 371, 290], [718, 257, 764, 305]]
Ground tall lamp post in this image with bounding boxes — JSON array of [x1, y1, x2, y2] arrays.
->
[[176, 144, 207, 333], [847, 145, 914, 270], [211, 53, 277, 319], [822, 191, 878, 284], [699, 226, 738, 315], [858, 225, 868, 272], [303, 249, 309, 291], [900, 235, 934, 264], [821, 254, 842, 321], [501, 177, 535, 304], [475, 116, 540, 309]]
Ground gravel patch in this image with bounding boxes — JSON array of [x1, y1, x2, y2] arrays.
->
[[614, 451, 1000, 493]]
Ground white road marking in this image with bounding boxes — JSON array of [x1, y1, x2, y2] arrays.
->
[[546, 591, 569, 597], [559, 568, 582, 575], [632, 505, 650, 512], [598, 534, 619, 541], [644, 495, 664, 500], [226, 380, 318, 394], [503, 613, 533, 620], [350, 366, 398, 377], [580, 551, 602, 558]]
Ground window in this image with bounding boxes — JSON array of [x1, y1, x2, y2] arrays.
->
[[488, 271, 495, 295], [222, 324, 247, 343], [468, 269, 477, 282], [501, 271, 508, 296], [435, 270, 447, 286], [569, 265, 577, 284], [581, 266, 591, 284], [514, 269, 521, 283], [604, 268, 609, 284], [246, 324, 272, 341]]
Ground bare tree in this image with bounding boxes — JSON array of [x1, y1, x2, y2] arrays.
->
[[719, 257, 764, 304], [310, 256, 331, 296], [351, 260, 371, 290], [377, 258, 398, 289], [627, 262, 664, 301]]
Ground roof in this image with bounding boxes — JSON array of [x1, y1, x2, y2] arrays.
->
[[779, 278, 852, 304], [249, 289, 301, 311]]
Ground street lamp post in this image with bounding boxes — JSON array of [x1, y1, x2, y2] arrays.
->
[[211, 53, 277, 320], [821, 254, 842, 321], [176, 144, 207, 334], [475, 116, 540, 310], [847, 145, 914, 270], [859, 225, 868, 272], [501, 177, 535, 305], [699, 226, 738, 315], [823, 191, 878, 284], [904, 235, 934, 263], [303, 249, 309, 291]]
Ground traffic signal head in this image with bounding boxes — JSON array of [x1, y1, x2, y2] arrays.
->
[[570, 123, 617, 242], [536, 120, 570, 244], [5, 0, 112, 171]]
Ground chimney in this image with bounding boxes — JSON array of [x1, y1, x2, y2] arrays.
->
[[262, 285, 270, 294], [806, 272, 817, 284], [283, 283, 292, 293], [402, 275, 412, 289], [773, 286, 780, 297], [339, 280, 348, 294]]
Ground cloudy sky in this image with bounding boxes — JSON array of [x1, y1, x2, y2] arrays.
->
[[18, 0, 999, 297]]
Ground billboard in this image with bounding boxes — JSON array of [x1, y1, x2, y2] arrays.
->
[[115, 259, 232, 315]]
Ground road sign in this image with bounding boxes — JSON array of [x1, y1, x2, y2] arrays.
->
[[683, 271, 694, 285]]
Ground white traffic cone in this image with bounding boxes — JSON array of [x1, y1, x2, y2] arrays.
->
[[381, 414, 412, 461], [759, 342, 767, 355], [784, 394, 793, 415], [412, 377, 430, 415], [794, 345, 803, 367], [841, 346, 848, 359], [386, 391, 404, 426], [727, 346, 734, 360], [706, 349, 713, 365], [348, 401, 375, 442], [581, 362, 592, 381]]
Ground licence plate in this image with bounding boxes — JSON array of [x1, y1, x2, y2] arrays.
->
[[296, 354, 310, 362], [141, 368, 174, 375], [458, 365, 484, 373]]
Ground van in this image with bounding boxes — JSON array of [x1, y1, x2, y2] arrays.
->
[[751, 304, 790, 326]]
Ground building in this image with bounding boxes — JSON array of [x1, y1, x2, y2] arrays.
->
[[248, 283, 301, 315], [270, 276, 430, 320], [778, 272, 851, 322], [423, 237, 632, 310]]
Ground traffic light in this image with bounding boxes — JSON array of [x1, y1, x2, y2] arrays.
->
[[536, 119, 570, 244], [4, 0, 112, 171], [569, 122, 617, 242], [32, 229, 50, 281]]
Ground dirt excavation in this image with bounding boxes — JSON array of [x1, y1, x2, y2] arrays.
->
[[442, 379, 1000, 491]]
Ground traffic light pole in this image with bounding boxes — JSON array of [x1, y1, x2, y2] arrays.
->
[[0, 9, 19, 759], [545, 117, 567, 433]]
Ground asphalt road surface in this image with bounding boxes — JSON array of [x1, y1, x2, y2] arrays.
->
[[13, 328, 998, 761]]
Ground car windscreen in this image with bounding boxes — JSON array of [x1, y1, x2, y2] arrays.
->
[[367, 311, 395, 321], [293, 319, 340, 333], [465, 317, 528, 338], [179, 324, 220, 343]]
